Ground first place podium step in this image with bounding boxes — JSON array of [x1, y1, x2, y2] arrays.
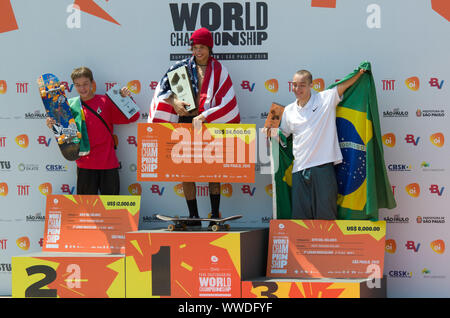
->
[[125, 228, 268, 298]]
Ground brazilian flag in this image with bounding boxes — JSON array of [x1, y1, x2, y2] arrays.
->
[[272, 61, 396, 220], [69, 96, 90, 156]]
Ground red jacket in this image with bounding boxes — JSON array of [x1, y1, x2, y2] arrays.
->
[[76, 94, 139, 169]]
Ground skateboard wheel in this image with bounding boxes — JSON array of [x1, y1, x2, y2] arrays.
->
[[211, 224, 220, 232], [168, 224, 175, 231]]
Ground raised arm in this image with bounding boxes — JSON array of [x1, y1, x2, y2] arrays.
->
[[337, 68, 366, 97]]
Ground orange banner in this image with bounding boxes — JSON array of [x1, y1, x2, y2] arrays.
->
[[43, 195, 140, 254], [267, 220, 386, 279], [137, 123, 256, 183]]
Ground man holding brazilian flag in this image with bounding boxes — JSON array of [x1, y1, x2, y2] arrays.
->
[[272, 61, 396, 221]]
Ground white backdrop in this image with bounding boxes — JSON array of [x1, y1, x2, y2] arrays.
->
[[0, 0, 449, 297]]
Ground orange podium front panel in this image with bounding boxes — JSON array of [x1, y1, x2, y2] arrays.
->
[[125, 228, 268, 298], [12, 252, 125, 298], [242, 277, 386, 298]]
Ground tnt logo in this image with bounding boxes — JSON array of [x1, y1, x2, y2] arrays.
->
[[128, 183, 142, 195], [312, 78, 325, 92], [149, 81, 158, 90], [0, 183, 8, 196], [241, 80, 255, 92], [61, 184, 75, 194], [429, 77, 444, 89], [150, 184, 165, 196], [241, 185, 256, 196], [430, 239, 445, 254], [430, 133, 444, 147], [382, 133, 396, 147], [38, 183, 52, 196], [37, 136, 52, 147], [405, 76, 420, 91], [15, 134, 29, 148], [221, 184, 232, 197], [405, 134, 420, 146], [0, 80, 7, 94], [385, 239, 397, 254], [127, 80, 141, 94], [429, 184, 445, 196], [0, 136, 5, 147], [16, 82, 29, 93], [405, 240, 420, 252], [16, 237, 30, 251], [405, 183, 420, 198], [382, 80, 395, 91], [127, 136, 137, 147], [17, 185, 30, 196], [264, 79, 278, 93], [105, 82, 117, 91]]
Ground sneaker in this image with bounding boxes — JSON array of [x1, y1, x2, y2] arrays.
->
[[186, 217, 201, 229]]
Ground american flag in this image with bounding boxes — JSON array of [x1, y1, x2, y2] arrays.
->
[[148, 56, 240, 124]]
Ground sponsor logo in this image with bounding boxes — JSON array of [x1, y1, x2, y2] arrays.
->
[[312, 78, 325, 92], [382, 133, 396, 147], [25, 110, 47, 119], [264, 79, 278, 93], [0, 161, 11, 171], [38, 183, 52, 196], [241, 184, 256, 196], [127, 80, 141, 94], [405, 134, 420, 146], [241, 80, 255, 92], [417, 216, 445, 224], [385, 239, 397, 254], [430, 132, 444, 147], [15, 134, 29, 148], [128, 183, 142, 195], [431, 239, 445, 254], [16, 236, 30, 251], [18, 163, 39, 172], [405, 183, 420, 198], [0, 183, 8, 196], [384, 215, 409, 224], [26, 213, 45, 222], [405, 240, 420, 252], [429, 77, 444, 89], [416, 108, 445, 117], [387, 164, 411, 172], [0, 80, 7, 94], [405, 76, 420, 91], [429, 184, 445, 196], [388, 270, 412, 278], [381, 79, 395, 91], [383, 107, 408, 118], [221, 183, 232, 197]]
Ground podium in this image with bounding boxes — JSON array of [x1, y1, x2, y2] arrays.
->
[[11, 195, 140, 298], [125, 228, 268, 298]]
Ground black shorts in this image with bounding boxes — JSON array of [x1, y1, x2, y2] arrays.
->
[[76, 167, 120, 195], [178, 116, 195, 123]]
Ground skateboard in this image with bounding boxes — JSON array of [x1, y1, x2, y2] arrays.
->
[[37, 73, 81, 161], [156, 214, 242, 232]]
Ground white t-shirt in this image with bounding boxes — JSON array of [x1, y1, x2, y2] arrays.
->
[[279, 87, 343, 173]]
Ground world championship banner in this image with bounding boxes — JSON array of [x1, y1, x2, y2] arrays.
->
[[137, 123, 256, 183], [267, 220, 386, 279], [43, 195, 140, 254]]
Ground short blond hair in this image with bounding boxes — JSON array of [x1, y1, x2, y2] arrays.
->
[[71, 66, 94, 82], [295, 70, 313, 84]]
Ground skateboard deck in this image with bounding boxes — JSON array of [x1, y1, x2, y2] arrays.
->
[[37, 73, 81, 161], [156, 214, 242, 232]]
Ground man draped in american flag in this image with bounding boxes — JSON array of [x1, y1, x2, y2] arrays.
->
[[148, 27, 240, 229]]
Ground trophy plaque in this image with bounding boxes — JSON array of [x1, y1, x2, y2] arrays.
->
[[167, 66, 196, 112], [106, 86, 140, 119], [264, 102, 285, 128]]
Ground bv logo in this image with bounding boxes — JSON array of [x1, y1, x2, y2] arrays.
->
[[128, 183, 142, 195], [16, 236, 30, 251], [429, 77, 444, 89], [38, 183, 52, 196], [150, 184, 165, 196], [312, 78, 325, 92], [430, 239, 445, 254], [430, 133, 444, 147], [385, 239, 397, 254], [405, 134, 420, 146], [241, 80, 255, 92], [15, 134, 29, 148], [127, 80, 141, 94], [221, 183, 232, 197], [264, 79, 278, 93], [405, 76, 420, 91], [406, 183, 420, 197], [241, 185, 256, 196], [382, 133, 396, 147], [429, 184, 445, 196], [0, 80, 7, 94], [405, 240, 420, 252]]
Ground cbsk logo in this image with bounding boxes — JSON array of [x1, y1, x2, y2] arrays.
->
[[0, 183, 8, 196], [16, 236, 30, 251], [15, 134, 29, 148], [264, 79, 278, 93], [405, 240, 420, 252], [429, 77, 444, 89], [312, 78, 325, 92], [405, 183, 420, 197], [150, 184, 165, 196], [405, 134, 420, 146], [405, 76, 420, 91], [389, 270, 412, 278], [241, 81, 255, 92], [382, 133, 396, 147], [0, 80, 7, 94], [241, 185, 256, 196], [431, 239, 445, 254], [430, 132, 444, 147], [37, 136, 52, 147], [385, 239, 397, 254], [128, 183, 142, 195], [430, 184, 445, 196]]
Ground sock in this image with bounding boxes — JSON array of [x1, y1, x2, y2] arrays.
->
[[186, 199, 199, 218], [210, 194, 220, 218]]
